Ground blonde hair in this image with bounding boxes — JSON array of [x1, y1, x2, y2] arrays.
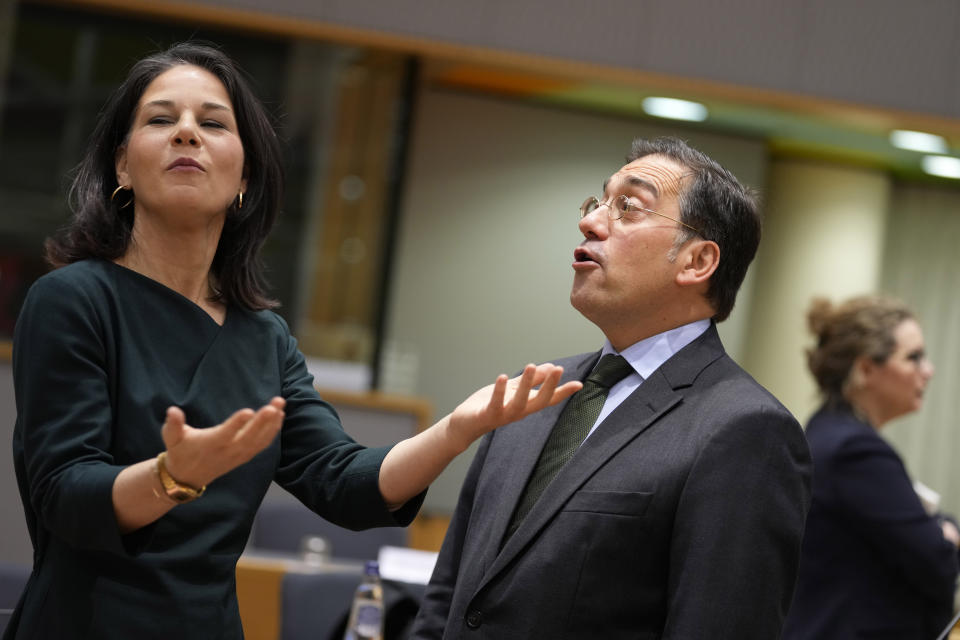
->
[[806, 295, 914, 404]]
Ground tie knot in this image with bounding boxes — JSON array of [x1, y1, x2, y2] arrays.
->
[[586, 354, 633, 389]]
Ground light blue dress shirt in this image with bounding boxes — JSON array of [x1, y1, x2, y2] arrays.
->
[[585, 318, 711, 441]]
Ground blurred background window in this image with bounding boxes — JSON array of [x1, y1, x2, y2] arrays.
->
[[0, 2, 414, 388]]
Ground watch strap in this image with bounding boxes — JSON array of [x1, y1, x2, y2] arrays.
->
[[156, 451, 206, 503]]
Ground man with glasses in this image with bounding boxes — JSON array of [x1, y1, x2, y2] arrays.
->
[[410, 137, 811, 639]]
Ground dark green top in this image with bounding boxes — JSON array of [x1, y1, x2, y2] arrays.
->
[[8, 259, 422, 639]]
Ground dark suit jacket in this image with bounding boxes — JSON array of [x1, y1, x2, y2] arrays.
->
[[782, 405, 959, 640], [410, 324, 812, 640]]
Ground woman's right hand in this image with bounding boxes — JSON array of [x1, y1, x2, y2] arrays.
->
[[112, 398, 285, 532], [159, 397, 286, 489]]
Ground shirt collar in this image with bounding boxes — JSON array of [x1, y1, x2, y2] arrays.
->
[[600, 318, 712, 380]]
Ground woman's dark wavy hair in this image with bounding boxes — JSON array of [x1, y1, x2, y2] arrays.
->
[[46, 41, 283, 310]]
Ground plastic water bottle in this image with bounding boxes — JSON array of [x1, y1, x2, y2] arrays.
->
[[343, 561, 384, 640]]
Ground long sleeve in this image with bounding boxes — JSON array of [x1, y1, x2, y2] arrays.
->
[[13, 271, 131, 555], [271, 315, 424, 529]]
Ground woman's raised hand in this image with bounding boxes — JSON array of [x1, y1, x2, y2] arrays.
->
[[447, 364, 582, 451]]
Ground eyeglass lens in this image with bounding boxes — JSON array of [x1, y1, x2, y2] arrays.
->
[[580, 196, 599, 218], [579, 195, 631, 219]]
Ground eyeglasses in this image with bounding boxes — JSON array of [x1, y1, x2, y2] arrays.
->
[[579, 195, 701, 234]]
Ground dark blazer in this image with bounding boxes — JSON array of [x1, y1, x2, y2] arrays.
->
[[782, 406, 959, 640], [410, 324, 812, 640]]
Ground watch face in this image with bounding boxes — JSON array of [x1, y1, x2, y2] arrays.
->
[[166, 487, 198, 503]]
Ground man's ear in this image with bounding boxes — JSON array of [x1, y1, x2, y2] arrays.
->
[[115, 145, 129, 187], [675, 239, 720, 287]]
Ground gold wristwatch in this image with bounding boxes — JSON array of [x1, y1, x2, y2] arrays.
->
[[156, 452, 206, 503]]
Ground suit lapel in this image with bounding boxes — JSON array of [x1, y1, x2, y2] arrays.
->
[[483, 369, 681, 587], [478, 324, 727, 592], [478, 352, 599, 574]]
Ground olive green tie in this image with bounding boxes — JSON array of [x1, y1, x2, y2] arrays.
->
[[504, 354, 634, 541]]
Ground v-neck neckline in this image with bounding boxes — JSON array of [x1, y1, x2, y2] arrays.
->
[[108, 260, 229, 328]]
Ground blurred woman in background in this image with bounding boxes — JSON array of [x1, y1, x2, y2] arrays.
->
[[783, 295, 959, 639]]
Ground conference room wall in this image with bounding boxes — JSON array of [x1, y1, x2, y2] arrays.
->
[[743, 160, 890, 424]]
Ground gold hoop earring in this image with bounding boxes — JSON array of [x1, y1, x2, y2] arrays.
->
[[111, 185, 133, 210], [237, 191, 244, 210]]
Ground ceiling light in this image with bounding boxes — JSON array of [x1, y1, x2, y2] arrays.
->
[[921, 155, 960, 179], [890, 130, 948, 154], [641, 97, 708, 122]]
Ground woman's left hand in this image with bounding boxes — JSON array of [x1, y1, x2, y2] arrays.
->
[[446, 363, 582, 452], [377, 363, 582, 509]]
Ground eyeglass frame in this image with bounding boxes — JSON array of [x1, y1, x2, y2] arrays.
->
[[579, 194, 702, 235]]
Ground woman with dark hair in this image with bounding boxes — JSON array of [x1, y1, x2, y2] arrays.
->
[[783, 295, 959, 639], [8, 42, 580, 639], [47, 41, 283, 309]]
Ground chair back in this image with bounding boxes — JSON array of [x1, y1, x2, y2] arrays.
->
[[0, 562, 30, 637], [0, 609, 12, 637], [251, 499, 406, 561], [0, 563, 29, 609]]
